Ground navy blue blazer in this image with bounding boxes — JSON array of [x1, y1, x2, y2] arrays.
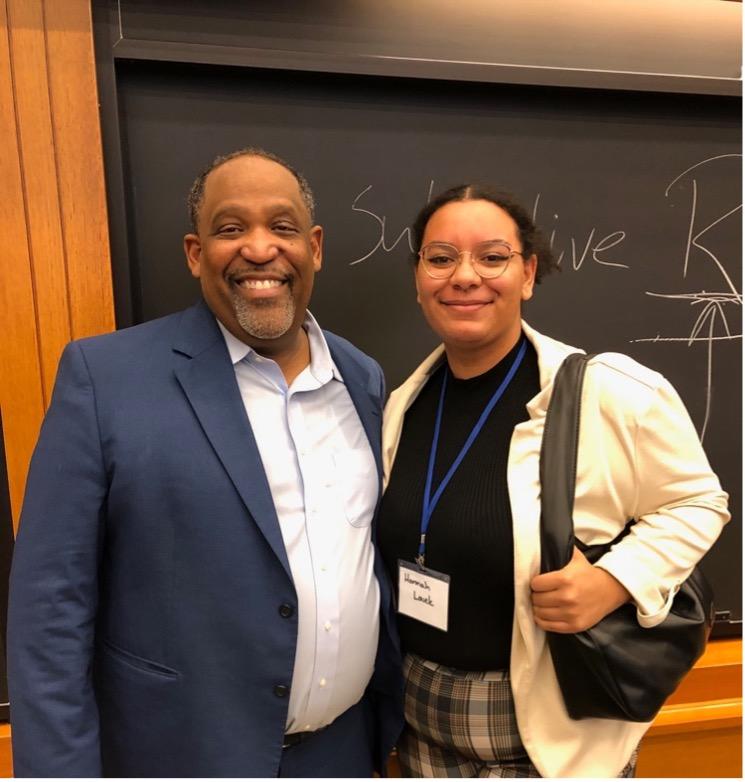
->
[[7, 301, 403, 777]]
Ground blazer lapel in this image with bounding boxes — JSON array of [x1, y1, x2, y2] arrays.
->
[[327, 342, 383, 480], [327, 339, 404, 652], [172, 303, 292, 579], [381, 344, 445, 488]]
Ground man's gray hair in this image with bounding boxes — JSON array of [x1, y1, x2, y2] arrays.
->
[[186, 147, 316, 232]]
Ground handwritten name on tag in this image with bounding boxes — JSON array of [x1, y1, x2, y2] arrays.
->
[[397, 560, 450, 632]]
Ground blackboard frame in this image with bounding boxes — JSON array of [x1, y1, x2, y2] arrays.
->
[[91, 0, 742, 637], [92, 0, 742, 328]]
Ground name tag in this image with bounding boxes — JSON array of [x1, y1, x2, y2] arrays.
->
[[397, 559, 450, 632]]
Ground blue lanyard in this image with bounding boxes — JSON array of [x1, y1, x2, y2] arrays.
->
[[417, 338, 528, 566]]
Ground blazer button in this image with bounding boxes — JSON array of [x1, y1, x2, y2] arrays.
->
[[274, 684, 289, 698], [279, 603, 294, 618]]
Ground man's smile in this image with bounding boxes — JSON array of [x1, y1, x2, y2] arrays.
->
[[229, 272, 291, 300], [239, 278, 284, 290]]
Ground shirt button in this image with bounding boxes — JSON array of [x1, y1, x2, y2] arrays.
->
[[319, 678, 327, 688], [324, 621, 331, 632], [273, 684, 289, 698], [279, 603, 294, 618], [304, 724, 311, 731], [320, 565, 327, 572]]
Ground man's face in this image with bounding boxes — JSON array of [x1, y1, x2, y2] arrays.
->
[[184, 155, 322, 351]]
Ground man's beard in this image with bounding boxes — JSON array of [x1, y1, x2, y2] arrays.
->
[[231, 287, 296, 340]]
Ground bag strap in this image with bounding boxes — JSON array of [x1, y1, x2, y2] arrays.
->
[[539, 352, 595, 574]]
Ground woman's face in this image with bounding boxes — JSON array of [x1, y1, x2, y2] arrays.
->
[[415, 199, 537, 355]]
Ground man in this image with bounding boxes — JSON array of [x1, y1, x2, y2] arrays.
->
[[8, 148, 403, 777]]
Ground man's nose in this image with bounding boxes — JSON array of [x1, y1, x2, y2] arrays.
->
[[239, 233, 280, 264], [450, 252, 481, 287]]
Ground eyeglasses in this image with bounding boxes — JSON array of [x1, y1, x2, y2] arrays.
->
[[418, 240, 524, 279]]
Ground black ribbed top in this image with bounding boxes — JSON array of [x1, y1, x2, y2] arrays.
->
[[378, 337, 540, 671]]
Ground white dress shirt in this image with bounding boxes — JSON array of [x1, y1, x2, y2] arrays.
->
[[217, 314, 380, 733]]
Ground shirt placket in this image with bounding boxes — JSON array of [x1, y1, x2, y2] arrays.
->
[[286, 391, 340, 727]]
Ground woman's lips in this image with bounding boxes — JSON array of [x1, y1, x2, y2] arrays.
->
[[440, 299, 492, 312]]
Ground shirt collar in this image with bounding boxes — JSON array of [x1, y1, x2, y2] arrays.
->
[[216, 312, 343, 384]]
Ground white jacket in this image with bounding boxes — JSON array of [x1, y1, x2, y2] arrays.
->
[[382, 321, 730, 778]]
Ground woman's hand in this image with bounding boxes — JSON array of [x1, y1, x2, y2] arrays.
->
[[530, 547, 631, 633]]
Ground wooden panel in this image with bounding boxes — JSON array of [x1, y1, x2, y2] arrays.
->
[[6, 0, 71, 402], [702, 638, 743, 668], [0, 0, 114, 528], [0, 0, 45, 524], [648, 698, 741, 735], [638, 723, 741, 778], [44, 0, 114, 339], [393, 640, 743, 778], [0, 724, 11, 778], [634, 638, 741, 777], [666, 638, 742, 705]]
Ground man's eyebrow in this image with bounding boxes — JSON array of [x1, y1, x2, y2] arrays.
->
[[208, 200, 304, 224], [208, 206, 241, 224]]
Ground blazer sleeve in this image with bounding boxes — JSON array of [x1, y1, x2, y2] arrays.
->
[[376, 360, 386, 408], [594, 373, 730, 627], [7, 342, 106, 776]]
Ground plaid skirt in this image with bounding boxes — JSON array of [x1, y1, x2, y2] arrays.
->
[[398, 653, 638, 778]]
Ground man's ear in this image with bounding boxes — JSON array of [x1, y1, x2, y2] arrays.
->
[[310, 225, 323, 272], [184, 234, 202, 279]]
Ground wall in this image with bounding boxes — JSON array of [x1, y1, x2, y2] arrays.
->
[[0, 0, 114, 527], [0, 3, 113, 771]]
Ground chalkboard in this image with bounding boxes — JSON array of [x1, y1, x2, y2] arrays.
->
[[114, 60, 741, 628]]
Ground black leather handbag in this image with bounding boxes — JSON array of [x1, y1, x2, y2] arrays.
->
[[539, 352, 715, 722]]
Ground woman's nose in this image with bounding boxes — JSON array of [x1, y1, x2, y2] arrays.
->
[[450, 252, 481, 288]]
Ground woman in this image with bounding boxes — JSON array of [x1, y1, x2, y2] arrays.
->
[[378, 185, 729, 777]]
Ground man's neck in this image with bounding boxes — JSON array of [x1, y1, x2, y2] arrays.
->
[[222, 319, 312, 386], [271, 327, 311, 386]]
